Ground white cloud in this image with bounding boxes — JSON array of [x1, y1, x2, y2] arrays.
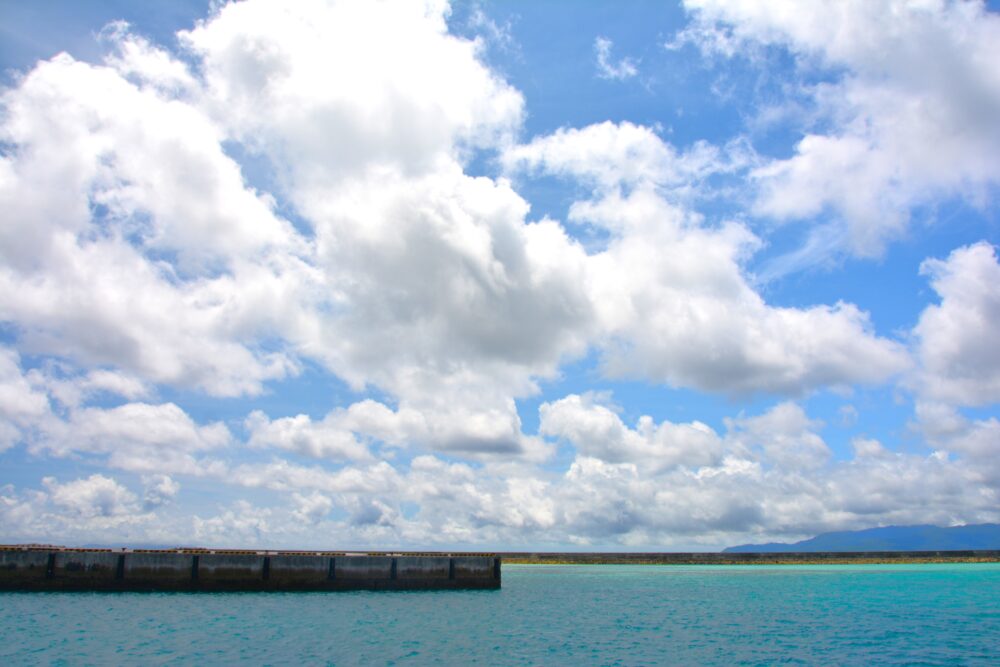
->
[[291, 491, 333, 524], [2, 392, 997, 548], [29, 367, 150, 409], [297, 168, 593, 423], [914, 400, 1000, 486], [248, 393, 553, 462], [505, 120, 909, 395], [194, 500, 273, 545], [0, 0, 996, 550], [36, 402, 231, 475], [681, 0, 1000, 256], [0, 0, 915, 461], [725, 402, 830, 470], [594, 36, 638, 81], [245, 408, 374, 462], [100, 21, 199, 95], [0, 347, 51, 450], [182, 0, 523, 184], [221, 397, 999, 547], [0, 348, 50, 421], [585, 189, 910, 394], [540, 393, 723, 470], [0, 0, 587, 450], [503, 120, 743, 197], [44, 474, 139, 518], [0, 47, 309, 396], [914, 242, 1000, 406], [142, 474, 180, 509]]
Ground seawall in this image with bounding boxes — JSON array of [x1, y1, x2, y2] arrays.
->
[[499, 550, 1000, 564], [0, 547, 501, 591]]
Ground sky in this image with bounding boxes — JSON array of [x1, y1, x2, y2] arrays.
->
[[0, 0, 999, 551]]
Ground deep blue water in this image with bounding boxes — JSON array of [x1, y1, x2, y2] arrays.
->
[[2, 564, 999, 665]]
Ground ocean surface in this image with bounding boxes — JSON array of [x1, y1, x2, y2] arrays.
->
[[2, 563, 999, 665]]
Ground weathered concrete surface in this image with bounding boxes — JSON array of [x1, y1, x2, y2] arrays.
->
[[51, 551, 120, 587], [123, 552, 194, 590], [396, 556, 450, 580], [268, 555, 329, 588], [0, 549, 501, 591], [453, 555, 494, 577], [197, 554, 264, 589], [333, 555, 393, 584], [0, 550, 49, 583]]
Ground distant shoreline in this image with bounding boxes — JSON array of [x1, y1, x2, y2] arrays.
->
[[499, 551, 1000, 565]]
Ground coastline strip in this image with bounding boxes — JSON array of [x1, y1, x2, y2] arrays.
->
[[498, 551, 1000, 565]]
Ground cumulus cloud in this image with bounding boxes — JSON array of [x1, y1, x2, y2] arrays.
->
[[914, 242, 1000, 406], [121, 1, 582, 452], [0, 0, 997, 549], [194, 500, 272, 545], [0, 0, 577, 452], [29, 366, 150, 409], [142, 474, 180, 509], [2, 394, 997, 548], [540, 393, 723, 470], [0, 348, 51, 450], [506, 122, 910, 395], [216, 397, 999, 547], [680, 0, 1000, 256], [0, 47, 308, 396], [181, 0, 523, 183], [245, 408, 374, 462], [725, 402, 830, 470], [248, 394, 551, 462], [44, 474, 139, 518], [35, 402, 231, 475], [291, 491, 334, 524], [297, 167, 593, 429], [0, 0, 914, 462]]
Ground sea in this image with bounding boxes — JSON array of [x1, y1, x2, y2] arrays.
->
[[2, 563, 998, 665]]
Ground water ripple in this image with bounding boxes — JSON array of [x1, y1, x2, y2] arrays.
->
[[1, 564, 998, 665]]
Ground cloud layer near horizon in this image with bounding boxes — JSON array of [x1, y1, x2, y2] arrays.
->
[[1, 0, 998, 549]]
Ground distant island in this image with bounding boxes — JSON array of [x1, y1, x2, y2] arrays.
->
[[724, 523, 1000, 553]]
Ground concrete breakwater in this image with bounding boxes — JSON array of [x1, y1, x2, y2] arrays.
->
[[499, 550, 1000, 564], [0, 547, 501, 591]]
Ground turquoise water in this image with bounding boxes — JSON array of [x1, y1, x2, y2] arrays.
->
[[2, 564, 999, 665]]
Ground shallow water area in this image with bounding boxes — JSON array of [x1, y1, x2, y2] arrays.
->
[[2, 563, 998, 665]]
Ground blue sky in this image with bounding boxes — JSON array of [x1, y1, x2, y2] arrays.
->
[[1, 0, 999, 550]]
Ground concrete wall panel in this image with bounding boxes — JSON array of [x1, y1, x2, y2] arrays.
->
[[333, 556, 392, 580], [269, 555, 329, 586], [197, 554, 263, 586], [124, 553, 193, 584], [453, 556, 493, 578], [53, 552, 119, 586], [396, 556, 450, 580], [0, 551, 50, 582]]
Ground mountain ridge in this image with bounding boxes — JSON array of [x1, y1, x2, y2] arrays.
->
[[724, 523, 1000, 553]]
